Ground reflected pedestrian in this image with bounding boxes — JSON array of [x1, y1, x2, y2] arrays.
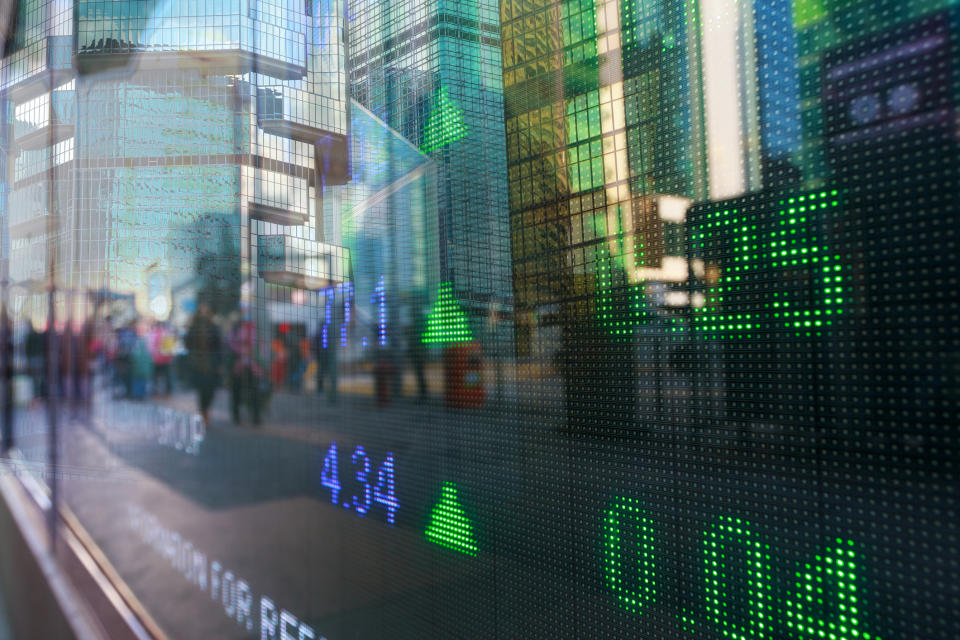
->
[[115, 320, 137, 397], [229, 312, 263, 426], [148, 322, 175, 396], [1, 305, 13, 452], [271, 331, 287, 391], [73, 320, 93, 410], [406, 315, 427, 401], [185, 302, 221, 426], [313, 324, 337, 403], [284, 324, 303, 392], [128, 322, 153, 400], [25, 321, 46, 403]]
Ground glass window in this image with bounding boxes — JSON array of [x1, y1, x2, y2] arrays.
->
[[0, 1, 957, 639]]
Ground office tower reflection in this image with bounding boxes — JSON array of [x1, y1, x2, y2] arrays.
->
[[348, 0, 514, 358]]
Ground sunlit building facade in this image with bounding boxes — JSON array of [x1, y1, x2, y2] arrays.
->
[[1, 0, 350, 328], [500, 0, 726, 428]]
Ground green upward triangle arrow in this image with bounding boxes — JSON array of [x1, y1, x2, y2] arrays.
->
[[425, 482, 478, 556], [421, 282, 472, 344], [421, 87, 468, 153]]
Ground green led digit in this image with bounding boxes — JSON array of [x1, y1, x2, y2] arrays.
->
[[595, 238, 649, 340], [696, 515, 774, 640], [784, 539, 881, 640], [693, 189, 845, 339], [603, 496, 656, 613]]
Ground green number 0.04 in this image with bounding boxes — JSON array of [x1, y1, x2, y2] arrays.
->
[[603, 502, 883, 640], [603, 496, 656, 613]]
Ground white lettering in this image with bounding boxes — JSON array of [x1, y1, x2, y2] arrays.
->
[[128, 505, 324, 640], [280, 609, 298, 640], [236, 580, 253, 631], [181, 541, 193, 575], [260, 596, 278, 640], [211, 561, 222, 601], [223, 571, 236, 617], [193, 550, 207, 590], [190, 415, 206, 454]]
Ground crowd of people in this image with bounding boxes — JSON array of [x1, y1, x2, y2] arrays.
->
[[11, 296, 440, 429], [16, 301, 344, 428]]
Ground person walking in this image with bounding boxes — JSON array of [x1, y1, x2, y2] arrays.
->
[[148, 322, 175, 396], [284, 324, 304, 392], [184, 302, 221, 426], [406, 313, 428, 401], [312, 324, 338, 404], [25, 322, 46, 403], [128, 323, 154, 400], [114, 320, 138, 398], [229, 313, 263, 426]]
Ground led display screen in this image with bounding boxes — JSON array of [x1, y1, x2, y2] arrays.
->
[[0, 0, 956, 639]]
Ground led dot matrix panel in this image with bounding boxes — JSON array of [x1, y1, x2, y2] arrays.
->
[[0, 0, 956, 638]]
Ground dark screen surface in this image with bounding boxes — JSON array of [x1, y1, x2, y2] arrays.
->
[[0, 0, 957, 638]]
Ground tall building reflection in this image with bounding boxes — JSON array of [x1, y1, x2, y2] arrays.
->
[[501, 0, 764, 431], [348, 0, 514, 349], [2, 0, 352, 387]]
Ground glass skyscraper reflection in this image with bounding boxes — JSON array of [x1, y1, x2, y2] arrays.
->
[[347, 0, 513, 317], [3, 0, 351, 331]]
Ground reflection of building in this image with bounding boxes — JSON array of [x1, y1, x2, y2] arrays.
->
[[818, 8, 960, 493], [264, 98, 441, 358], [1, 0, 350, 327], [502, 0, 772, 344], [792, 0, 955, 186], [347, 0, 512, 322], [502, 0, 767, 429]]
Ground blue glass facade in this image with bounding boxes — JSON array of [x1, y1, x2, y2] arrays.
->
[[347, 0, 512, 316]]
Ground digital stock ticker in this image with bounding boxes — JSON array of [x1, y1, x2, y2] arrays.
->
[[0, 0, 956, 639]]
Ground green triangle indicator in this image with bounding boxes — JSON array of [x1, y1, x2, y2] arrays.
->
[[421, 282, 472, 344], [425, 482, 478, 556], [793, 0, 827, 28], [421, 87, 468, 153]]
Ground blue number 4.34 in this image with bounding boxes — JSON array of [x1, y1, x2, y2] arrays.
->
[[318, 442, 399, 525]]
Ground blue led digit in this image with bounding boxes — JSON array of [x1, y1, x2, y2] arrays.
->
[[371, 275, 388, 347], [319, 442, 341, 505], [351, 446, 372, 515], [340, 282, 353, 347], [373, 453, 399, 525]]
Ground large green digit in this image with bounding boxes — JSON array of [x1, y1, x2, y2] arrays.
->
[[699, 516, 774, 640], [693, 189, 845, 339], [595, 189, 844, 340], [784, 540, 881, 640], [603, 496, 656, 613]]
